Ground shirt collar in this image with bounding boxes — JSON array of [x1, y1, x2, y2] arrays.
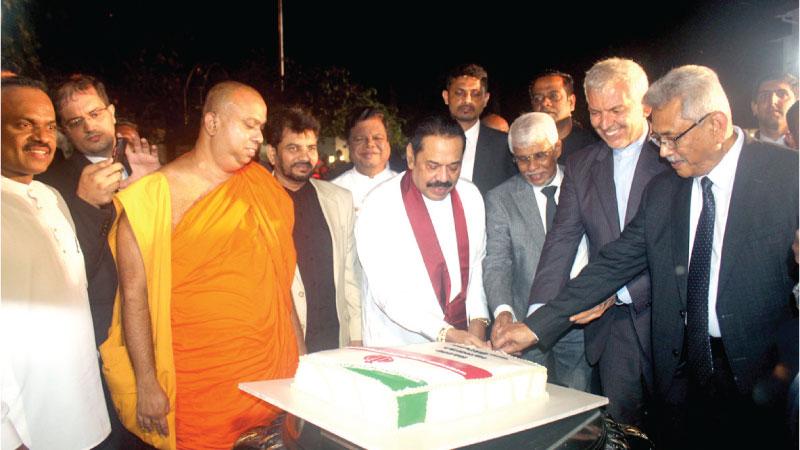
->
[[700, 126, 744, 194], [531, 165, 564, 190], [464, 121, 480, 141], [354, 165, 392, 179], [2, 176, 58, 208], [612, 122, 649, 157]]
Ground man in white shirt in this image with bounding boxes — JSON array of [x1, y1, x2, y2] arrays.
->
[[357, 115, 490, 347], [1, 76, 110, 450], [441, 64, 515, 195], [333, 107, 397, 213], [484, 112, 592, 391]]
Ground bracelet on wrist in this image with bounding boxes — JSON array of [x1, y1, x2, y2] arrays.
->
[[437, 325, 454, 342]]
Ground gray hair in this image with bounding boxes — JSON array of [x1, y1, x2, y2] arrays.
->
[[584, 57, 649, 102], [644, 65, 731, 123], [508, 112, 558, 152]]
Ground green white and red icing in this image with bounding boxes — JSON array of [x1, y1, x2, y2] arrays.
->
[[351, 346, 492, 379]]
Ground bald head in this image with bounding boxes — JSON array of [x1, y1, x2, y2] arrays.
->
[[203, 81, 265, 115], [481, 113, 510, 133], [198, 81, 267, 172]]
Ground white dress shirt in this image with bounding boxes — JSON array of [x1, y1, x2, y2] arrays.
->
[[1, 176, 110, 450], [459, 121, 480, 182], [357, 174, 489, 346], [688, 127, 744, 337], [332, 165, 397, 214], [611, 125, 647, 304]]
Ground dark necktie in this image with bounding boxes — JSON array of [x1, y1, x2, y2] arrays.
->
[[686, 176, 715, 384], [541, 185, 558, 232]]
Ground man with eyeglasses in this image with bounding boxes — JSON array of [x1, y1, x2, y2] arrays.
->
[[746, 73, 798, 148], [484, 112, 592, 391], [332, 106, 398, 214], [35, 74, 160, 449], [529, 70, 598, 163], [441, 63, 515, 195], [516, 58, 669, 430], [495, 65, 798, 448], [266, 106, 362, 353]]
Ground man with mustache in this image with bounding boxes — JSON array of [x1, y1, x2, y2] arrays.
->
[[495, 64, 798, 449], [442, 64, 515, 196], [266, 106, 362, 352], [332, 106, 397, 214], [529, 70, 598, 163], [2, 76, 110, 449], [746, 73, 797, 148], [521, 58, 669, 429], [484, 112, 592, 391], [357, 115, 490, 347]]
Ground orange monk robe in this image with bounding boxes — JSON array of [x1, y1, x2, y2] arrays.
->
[[100, 163, 299, 450]]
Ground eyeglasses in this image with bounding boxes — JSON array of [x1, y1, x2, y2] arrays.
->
[[651, 112, 712, 150], [512, 149, 555, 164], [531, 91, 564, 105], [63, 105, 111, 131]]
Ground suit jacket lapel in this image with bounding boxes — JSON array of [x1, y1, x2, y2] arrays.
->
[[671, 176, 692, 308], [309, 179, 341, 291], [716, 146, 758, 298], [510, 176, 546, 248], [590, 146, 621, 236], [625, 141, 661, 224], [473, 125, 490, 186]]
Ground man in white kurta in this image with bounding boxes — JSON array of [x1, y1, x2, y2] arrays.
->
[[1, 77, 110, 450], [356, 115, 490, 347]]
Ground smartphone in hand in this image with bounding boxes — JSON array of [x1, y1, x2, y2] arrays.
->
[[112, 137, 128, 167]]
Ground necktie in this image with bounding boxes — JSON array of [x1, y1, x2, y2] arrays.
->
[[541, 185, 558, 232], [686, 176, 715, 384]]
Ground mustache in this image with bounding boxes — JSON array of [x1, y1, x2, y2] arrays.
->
[[24, 141, 51, 152], [426, 180, 453, 189], [291, 161, 312, 169]]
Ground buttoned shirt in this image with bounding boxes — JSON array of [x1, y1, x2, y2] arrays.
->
[[1, 176, 110, 449], [689, 127, 744, 337], [612, 126, 647, 304], [332, 165, 397, 214]]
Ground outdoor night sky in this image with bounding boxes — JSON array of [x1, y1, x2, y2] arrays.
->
[[7, 0, 799, 140]]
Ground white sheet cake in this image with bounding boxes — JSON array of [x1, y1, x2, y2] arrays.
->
[[291, 342, 548, 429]]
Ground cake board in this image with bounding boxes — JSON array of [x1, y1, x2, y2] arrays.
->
[[240, 379, 608, 450]]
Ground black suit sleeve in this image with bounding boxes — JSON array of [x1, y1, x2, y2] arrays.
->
[[525, 190, 651, 349]]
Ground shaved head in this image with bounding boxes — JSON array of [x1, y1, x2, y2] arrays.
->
[[203, 81, 264, 115]]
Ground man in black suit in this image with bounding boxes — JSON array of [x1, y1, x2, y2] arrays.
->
[[442, 63, 515, 195], [529, 70, 598, 163], [35, 74, 159, 450], [495, 65, 798, 448], [524, 58, 666, 428]]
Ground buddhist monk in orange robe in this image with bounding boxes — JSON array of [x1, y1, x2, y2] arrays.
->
[[100, 81, 305, 450]]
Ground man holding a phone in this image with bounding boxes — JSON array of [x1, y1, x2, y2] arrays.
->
[[36, 73, 159, 450]]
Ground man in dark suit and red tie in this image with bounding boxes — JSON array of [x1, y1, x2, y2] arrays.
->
[[494, 65, 798, 449]]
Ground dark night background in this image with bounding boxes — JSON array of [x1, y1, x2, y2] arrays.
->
[[2, 0, 798, 155]]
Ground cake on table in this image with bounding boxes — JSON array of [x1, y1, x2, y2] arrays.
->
[[291, 342, 548, 429]]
